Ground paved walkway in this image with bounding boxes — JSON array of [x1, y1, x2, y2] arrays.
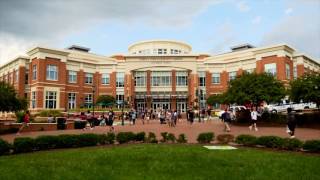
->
[[1, 118, 319, 143]]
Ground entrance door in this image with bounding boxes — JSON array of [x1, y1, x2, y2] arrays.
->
[[177, 102, 187, 112], [137, 102, 145, 112]]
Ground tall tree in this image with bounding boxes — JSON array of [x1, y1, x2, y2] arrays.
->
[[96, 95, 115, 107], [223, 73, 286, 107], [0, 81, 28, 112], [289, 73, 320, 108]]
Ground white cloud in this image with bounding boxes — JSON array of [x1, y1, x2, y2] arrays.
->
[[252, 16, 262, 24], [285, 8, 293, 15], [236, 1, 250, 12], [209, 22, 238, 54]]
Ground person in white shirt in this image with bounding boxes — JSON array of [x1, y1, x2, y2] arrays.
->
[[249, 107, 258, 131]]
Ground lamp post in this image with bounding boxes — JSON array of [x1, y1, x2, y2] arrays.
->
[[92, 85, 96, 118]]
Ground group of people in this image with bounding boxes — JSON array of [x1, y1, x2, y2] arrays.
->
[[82, 109, 115, 132], [187, 107, 212, 124]]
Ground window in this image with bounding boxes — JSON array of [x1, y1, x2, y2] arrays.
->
[[293, 66, 297, 79], [68, 71, 77, 83], [45, 91, 57, 109], [31, 91, 36, 109], [151, 71, 171, 86], [198, 72, 206, 87], [85, 73, 93, 84], [46, 65, 58, 80], [229, 71, 237, 81], [9, 73, 12, 84], [134, 71, 146, 87], [68, 93, 76, 109], [246, 68, 255, 74], [84, 94, 93, 108], [176, 71, 188, 86], [286, 64, 290, 79], [25, 71, 29, 84], [211, 73, 220, 84], [264, 63, 277, 77], [15, 70, 19, 83], [102, 73, 110, 85], [32, 65, 37, 80], [116, 72, 124, 87]]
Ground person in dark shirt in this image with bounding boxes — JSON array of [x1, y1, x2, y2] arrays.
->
[[287, 108, 297, 138], [107, 108, 115, 132], [187, 108, 194, 125], [221, 109, 231, 132], [207, 107, 212, 121]]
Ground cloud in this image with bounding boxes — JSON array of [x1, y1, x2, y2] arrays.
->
[[236, 1, 250, 12], [0, 0, 221, 65], [285, 8, 293, 15], [252, 16, 261, 24], [209, 22, 238, 54]]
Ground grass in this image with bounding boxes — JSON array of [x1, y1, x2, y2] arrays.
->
[[0, 144, 319, 180]]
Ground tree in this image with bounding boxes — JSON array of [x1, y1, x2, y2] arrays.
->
[[206, 94, 225, 106], [223, 73, 286, 107], [289, 73, 320, 108], [0, 81, 28, 112], [96, 95, 115, 107]]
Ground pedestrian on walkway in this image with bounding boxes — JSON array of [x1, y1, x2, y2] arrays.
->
[[17, 110, 30, 135], [206, 107, 212, 121], [107, 108, 115, 132], [221, 109, 231, 132], [287, 107, 297, 138], [200, 108, 206, 123], [131, 109, 137, 125], [187, 108, 194, 125], [249, 107, 258, 131]]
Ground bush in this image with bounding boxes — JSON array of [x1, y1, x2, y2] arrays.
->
[[147, 132, 158, 143], [77, 134, 99, 147], [303, 140, 320, 153], [217, 134, 235, 144], [56, 134, 79, 148], [14, 137, 35, 153], [197, 132, 215, 143], [135, 132, 146, 142], [15, 111, 25, 123], [0, 139, 11, 155], [116, 132, 136, 144], [160, 132, 168, 142], [282, 138, 303, 151], [35, 135, 59, 150], [256, 136, 284, 149], [39, 110, 63, 117], [177, 134, 187, 143], [167, 133, 176, 143], [99, 133, 115, 145], [235, 134, 257, 146]]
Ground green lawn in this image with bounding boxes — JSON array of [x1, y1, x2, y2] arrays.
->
[[0, 144, 319, 180]]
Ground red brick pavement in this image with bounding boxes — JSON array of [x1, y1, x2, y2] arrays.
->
[[1, 119, 319, 143]]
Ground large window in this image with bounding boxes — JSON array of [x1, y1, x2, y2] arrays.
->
[[286, 64, 290, 79], [45, 91, 57, 109], [229, 71, 237, 81], [116, 72, 125, 87], [101, 73, 110, 85], [264, 63, 277, 77], [293, 66, 297, 79], [68, 71, 77, 83], [68, 93, 76, 109], [134, 71, 146, 87], [176, 71, 188, 86], [84, 94, 93, 108], [46, 65, 58, 81], [211, 73, 220, 84], [85, 73, 93, 84], [198, 72, 206, 87], [151, 71, 171, 86], [32, 65, 37, 80], [31, 91, 36, 109]]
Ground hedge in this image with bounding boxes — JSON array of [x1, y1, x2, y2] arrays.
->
[[147, 132, 158, 143], [235, 134, 257, 146], [98, 133, 115, 145], [303, 140, 320, 153], [135, 132, 146, 142], [14, 137, 35, 153], [116, 132, 136, 144], [217, 134, 235, 144], [35, 135, 60, 150], [0, 138, 11, 155], [282, 138, 303, 151], [197, 132, 214, 143], [177, 134, 187, 143]]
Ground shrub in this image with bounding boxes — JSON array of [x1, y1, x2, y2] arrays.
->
[[256, 136, 284, 149], [217, 134, 235, 144], [0, 139, 11, 155], [282, 138, 303, 151], [147, 132, 158, 143], [15, 111, 25, 123], [39, 110, 63, 117], [177, 134, 187, 143], [167, 133, 176, 143], [99, 133, 115, 145], [56, 134, 79, 148], [77, 134, 99, 147], [116, 132, 136, 144], [35, 135, 59, 150], [197, 132, 215, 143], [14, 137, 35, 153], [235, 134, 257, 146], [303, 140, 320, 153], [135, 132, 146, 142], [160, 132, 168, 142]]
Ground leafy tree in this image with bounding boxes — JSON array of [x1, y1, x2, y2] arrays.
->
[[0, 81, 28, 112], [207, 94, 225, 106], [96, 95, 115, 107], [223, 73, 286, 107], [289, 73, 320, 108]]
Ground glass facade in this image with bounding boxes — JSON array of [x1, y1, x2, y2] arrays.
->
[[151, 71, 171, 86], [134, 71, 146, 87]]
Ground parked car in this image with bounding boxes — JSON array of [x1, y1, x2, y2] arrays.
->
[[217, 106, 246, 120], [266, 102, 317, 114]]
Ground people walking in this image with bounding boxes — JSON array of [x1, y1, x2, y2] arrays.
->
[[287, 107, 297, 138], [187, 108, 194, 125], [131, 109, 137, 125], [206, 107, 212, 121], [221, 109, 231, 132], [107, 108, 115, 132], [200, 108, 206, 123], [17, 110, 30, 135], [249, 107, 258, 131]]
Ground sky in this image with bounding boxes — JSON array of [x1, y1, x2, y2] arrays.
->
[[0, 0, 319, 65]]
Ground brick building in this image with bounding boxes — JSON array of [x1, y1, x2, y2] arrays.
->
[[0, 40, 319, 112]]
